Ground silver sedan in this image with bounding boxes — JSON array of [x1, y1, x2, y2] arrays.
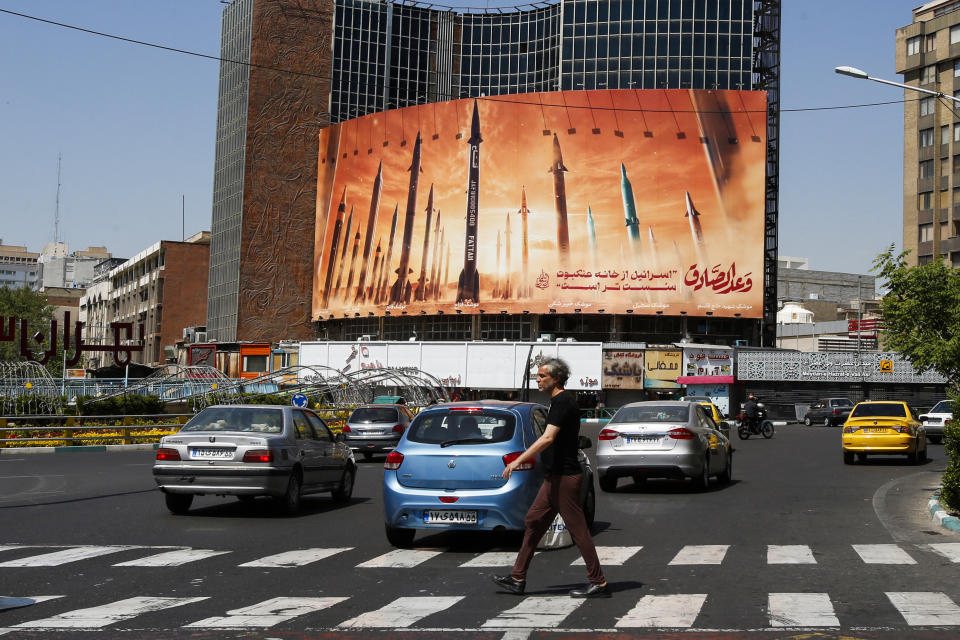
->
[[595, 401, 732, 492], [153, 405, 356, 515]]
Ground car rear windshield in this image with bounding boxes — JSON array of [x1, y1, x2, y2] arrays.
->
[[931, 401, 955, 414], [831, 399, 853, 407], [349, 407, 399, 423], [180, 407, 284, 433], [610, 405, 690, 423], [407, 410, 516, 445], [850, 403, 906, 418]]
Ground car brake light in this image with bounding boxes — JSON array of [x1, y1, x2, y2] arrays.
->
[[832, 408, 840, 415], [895, 424, 913, 434], [391, 424, 405, 434], [502, 451, 535, 470], [598, 428, 619, 441], [342, 424, 352, 433], [438, 496, 459, 503], [156, 447, 180, 461], [668, 428, 695, 440], [384, 451, 404, 470], [242, 449, 273, 463], [843, 425, 859, 433]]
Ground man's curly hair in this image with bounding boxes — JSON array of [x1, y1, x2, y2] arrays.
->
[[539, 357, 570, 388]]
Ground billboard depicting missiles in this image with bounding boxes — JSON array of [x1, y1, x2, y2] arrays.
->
[[313, 89, 767, 320]]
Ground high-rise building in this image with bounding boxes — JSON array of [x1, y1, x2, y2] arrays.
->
[[897, 0, 960, 268], [208, 0, 780, 345]]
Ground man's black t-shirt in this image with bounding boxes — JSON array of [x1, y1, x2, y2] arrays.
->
[[542, 390, 582, 475]]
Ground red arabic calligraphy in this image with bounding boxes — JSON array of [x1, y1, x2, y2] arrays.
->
[[683, 263, 752, 294]]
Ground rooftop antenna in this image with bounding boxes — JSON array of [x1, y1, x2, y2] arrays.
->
[[54, 154, 62, 244]]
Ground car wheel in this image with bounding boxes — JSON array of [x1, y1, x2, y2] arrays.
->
[[856, 453, 867, 462], [737, 426, 750, 440], [930, 435, 943, 444], [803, 417, 812, 426], [165, 493, 193, 515], [823, 418, 831, 427], [718, 452, 733, 484], [908, 447, 919, 465], [277, 472, 302, 516], [385, 524, 415, 548], [843, 451, 854, 465], [332, 465, 355, 503], [598, 474, 617, 493], [919, 442, 928, 463], [761, 421, 775, 439], [695, 457, 710, 490], [582, 483, 596, 530]]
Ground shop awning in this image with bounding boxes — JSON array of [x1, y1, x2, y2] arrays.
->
[[677, 375, 734, 385]]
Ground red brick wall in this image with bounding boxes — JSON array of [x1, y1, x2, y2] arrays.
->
[[237, 0, 333, 341], [161, 241, 210, 352]]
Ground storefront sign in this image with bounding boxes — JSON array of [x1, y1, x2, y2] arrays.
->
[[644, 350, 682, 389], [602, 350, 644, 389]]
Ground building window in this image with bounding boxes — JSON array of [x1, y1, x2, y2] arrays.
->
[[943, 125, 951, 145], [920, 128, 935, 147], [919, 255, 932, 265], [921, 65, 937, 84], [926, 33, 937, 52], [942, 221, 951, 240], [907, 35, 921, 55], [953, 252, 960, 268], [953, 25, 960, 44], [920, 191, 933, 209], [920, 159, 934, 178], [920, 97, 934, 116], [919, 223, 933, 242]]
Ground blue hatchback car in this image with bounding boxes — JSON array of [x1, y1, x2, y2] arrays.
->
[[382, 400, 596, 547]]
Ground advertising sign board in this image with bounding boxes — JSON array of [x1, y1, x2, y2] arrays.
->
[[644, 349, 682, 389], [601, 350, 645, 389]]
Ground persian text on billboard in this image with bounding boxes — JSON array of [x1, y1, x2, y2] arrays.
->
[[313, 89, 767, 319], [602, 350, 644, 389]]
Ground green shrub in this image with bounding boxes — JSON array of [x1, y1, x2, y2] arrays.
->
[[940, 388, 960, 514], [76, 394, 165, 416], [243, 393, 288, 405]]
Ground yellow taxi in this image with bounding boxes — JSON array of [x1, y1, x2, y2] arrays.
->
[[842, 401, 927, 465], [699, 402, 727, 426]]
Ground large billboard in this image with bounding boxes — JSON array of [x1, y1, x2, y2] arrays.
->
[[313, 89, 767, 320]]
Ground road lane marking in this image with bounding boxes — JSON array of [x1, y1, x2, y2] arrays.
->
[[767, 545, 817, 564], [114, 549, 231, 567], [668, 545, 729, 565], [461, 552, 523, 567], [887, 592, 960, 625], [338, 596, 463, 627], [239, 547, 353, 568], [928, 543, 960, 563], [14, 596, 207, 629], [481, 596, 583, 628], [0, 546, 140, 567], [357, 549, 443, 568], [572, 546, 642, 566], [0, 596, 63, 612], [616, 594, 707, 627], [768, 593, 839, 626], [852, 544, 916, 564], [185, 597, 346, 628]]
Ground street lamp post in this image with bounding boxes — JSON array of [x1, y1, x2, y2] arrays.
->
[[835, 66, 960, 106]]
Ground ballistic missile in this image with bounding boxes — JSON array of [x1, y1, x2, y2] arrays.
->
[[443, 241, 451, 297], [390, 132, 423, 304], [377, 204, 399, 304], [685, 191, 707, 265], [333, 205, 354, 300], [587, 206, 597, 262], [457, 100, 482, 303], [434, 226, 445, 301], [429, 210, 441, 299], [517, 186, 531, 296], [415, 184, 435, 301], [345, 229, 362, 299], [503, 213, 512, 298], [355, 161, 383, 303], [494, 230, 502, 297], [648, 225, 659, 267], [549, 134, 570, 263], [621, 163, 640, 246], [369, 241, 382, 300], [321, 187, 347, 308]]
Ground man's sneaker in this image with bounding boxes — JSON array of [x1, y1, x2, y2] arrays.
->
[[569, 582, 611, 598], [491, 575, 525, 594]]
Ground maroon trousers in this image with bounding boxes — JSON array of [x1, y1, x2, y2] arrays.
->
[[510, 473, 605, 585]]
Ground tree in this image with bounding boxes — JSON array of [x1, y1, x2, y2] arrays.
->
[[873, 245, 960, 511], [0, 286, 67, 378]]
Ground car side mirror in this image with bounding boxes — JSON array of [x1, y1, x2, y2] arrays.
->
[[578, 435, 592, 450], [718, 423, 730, 437]]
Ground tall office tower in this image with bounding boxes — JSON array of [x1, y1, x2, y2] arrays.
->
[[897, 0, 960, 268]]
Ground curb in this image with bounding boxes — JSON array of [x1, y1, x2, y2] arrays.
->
[[928, 489, 960, 533], [0, 443, 159, 456]]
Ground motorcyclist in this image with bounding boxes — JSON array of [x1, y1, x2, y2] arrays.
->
[[743, 394, 760, 430]]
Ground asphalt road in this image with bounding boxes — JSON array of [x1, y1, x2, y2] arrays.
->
[[0, 423, 959, 639]]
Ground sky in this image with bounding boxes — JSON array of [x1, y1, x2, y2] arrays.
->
[[0, 0, 911, 277]]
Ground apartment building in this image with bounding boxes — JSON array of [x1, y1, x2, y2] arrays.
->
[[0, 241, 40, 290]]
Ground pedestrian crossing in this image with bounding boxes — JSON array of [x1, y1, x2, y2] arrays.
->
[[1, 542, 958, 569], [6, 590, 960, 631]]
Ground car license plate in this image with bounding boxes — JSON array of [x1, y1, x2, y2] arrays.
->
[[625, 435, 660, 444], [423, 510, 477, 524], [863, 428, 886, 434], [190, 447, 234, 460]]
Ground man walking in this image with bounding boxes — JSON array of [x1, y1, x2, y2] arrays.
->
[[492, 357, 609, 598]]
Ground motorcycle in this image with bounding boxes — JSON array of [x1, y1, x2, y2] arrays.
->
[[736, 404, 774, 440]]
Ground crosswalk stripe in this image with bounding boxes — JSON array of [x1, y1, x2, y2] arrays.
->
[[767, 545, 817, 564], [14, 596, 207, 629], [338, 596, 463, 628], [572, 546, 642, 566], [668, 545, 729, 565], [768, 593, 839, 626], [460, 552, 521, 567], [239, 548, 353, 568], [481, 596, 583, 628], [0, 546, 140, 567], [184, 597, 347, 628], [887, 592, 960, 626], [0, 545, 25, 553], [928, 543, 960, 563], [357, 549, 443, 568], [616, 594, 707, 627], [853, 544, 916, 564], [114, 549, 231, 567]]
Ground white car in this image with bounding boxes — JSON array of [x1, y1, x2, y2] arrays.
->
[[919, 400, 954, 444]]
